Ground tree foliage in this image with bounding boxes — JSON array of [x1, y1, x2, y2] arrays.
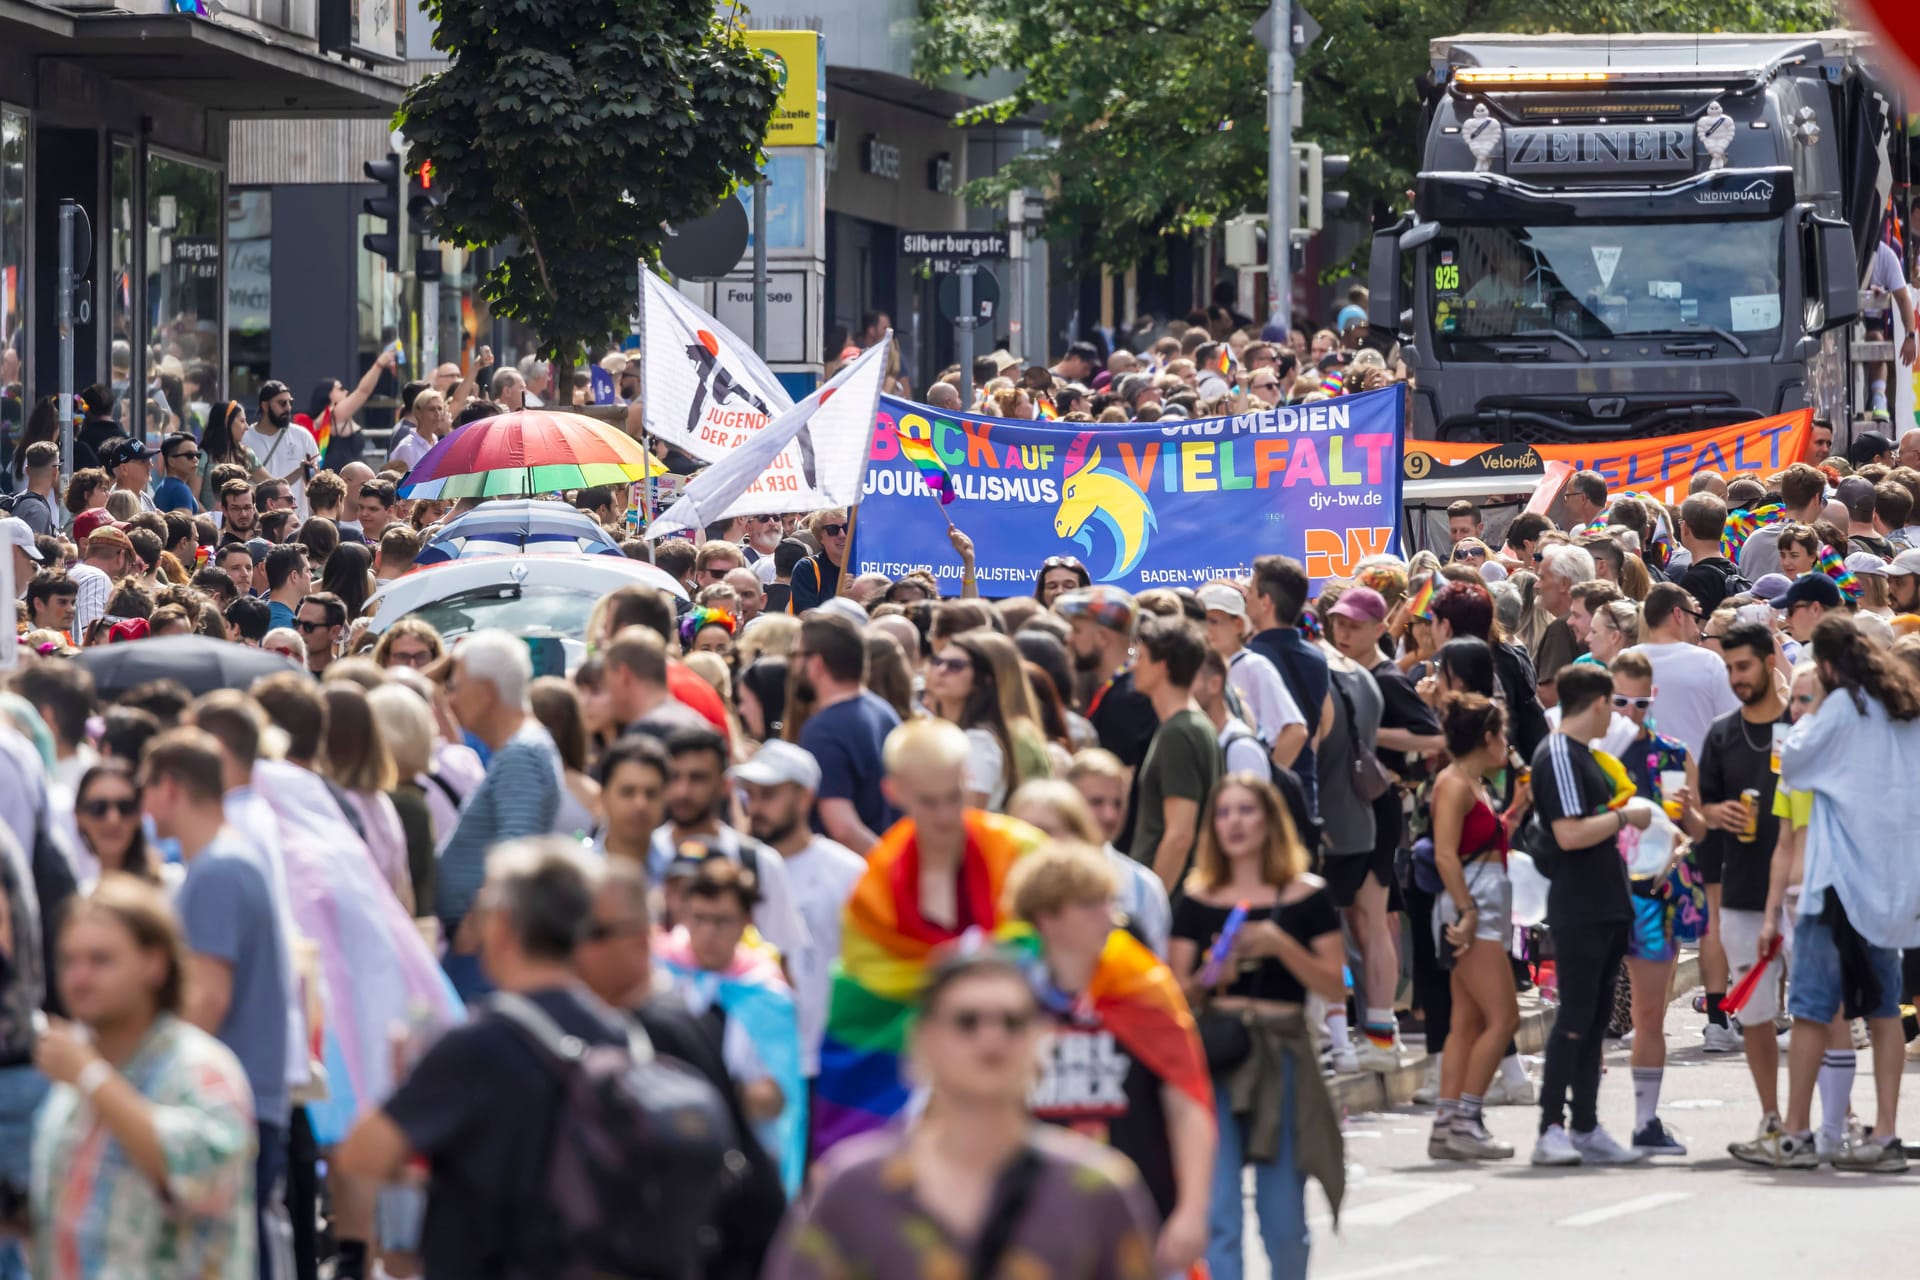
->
[[918, 0, 1838, 277], [402, 0, 778, 364]]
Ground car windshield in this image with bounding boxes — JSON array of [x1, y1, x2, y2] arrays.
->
[[404, 585, 598, 642], [1427, 218, 1784, 356]]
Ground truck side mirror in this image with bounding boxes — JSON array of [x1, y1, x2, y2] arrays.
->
[[1368, 217, 1414, 340], [1808, 213, 1859, 332]]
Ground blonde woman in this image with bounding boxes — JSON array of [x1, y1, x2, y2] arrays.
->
[[366, 683, 440, 916], [790, 508, 851, 611], [924, 630, 1050, 809]]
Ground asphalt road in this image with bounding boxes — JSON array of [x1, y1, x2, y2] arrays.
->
[[1244, 1001, 1920, 1280]]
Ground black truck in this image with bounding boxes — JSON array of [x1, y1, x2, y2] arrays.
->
[[1368, 31, 1904, 444]]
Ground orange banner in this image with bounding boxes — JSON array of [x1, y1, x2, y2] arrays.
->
[[1403, 409, 1814, 502]]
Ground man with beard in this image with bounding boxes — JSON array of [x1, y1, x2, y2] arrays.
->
[[1697, 623, 1796, 1135], [1053, 587, 1158, 847], [245, 380, 323, 520], [794, 613, 900, 853], [216, 479, 261, 544], [1885, 548, 1920, 611], [737, 740, 864, 1098], [645, 724, 810, 969]]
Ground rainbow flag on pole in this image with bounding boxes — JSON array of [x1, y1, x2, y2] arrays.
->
[[812, 812, 1044, 1156], [891, 417, 956, 505]]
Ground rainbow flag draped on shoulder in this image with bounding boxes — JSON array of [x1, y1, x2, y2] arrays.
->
[[812, 811, 1045, 1156], [996, 922, 1213, 1114], [655, 927, 807, 1196]]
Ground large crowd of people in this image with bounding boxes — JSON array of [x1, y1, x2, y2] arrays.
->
[[0, 328, 1917, 1280]]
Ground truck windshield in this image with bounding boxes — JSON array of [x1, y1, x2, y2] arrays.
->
[[1426, 219, 1784, 357]]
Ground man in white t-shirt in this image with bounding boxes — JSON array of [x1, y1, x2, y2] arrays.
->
[[737, 740, 864, 1081], [1196, 581, 1307, 767], [244, 380, 321, 520], [1628, 582, 1739, 756]]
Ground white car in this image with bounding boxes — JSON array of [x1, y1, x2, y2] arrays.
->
[[364, 555, 688, 670]]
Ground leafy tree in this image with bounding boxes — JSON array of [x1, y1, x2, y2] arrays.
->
[[401, 0, 777, 372], [918, 0, 1837, 277]]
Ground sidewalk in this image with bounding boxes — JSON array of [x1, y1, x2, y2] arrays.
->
[[1328, 950, 1702, 1114]]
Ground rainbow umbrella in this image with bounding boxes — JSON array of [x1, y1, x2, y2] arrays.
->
[[395, 409, 667, 499]]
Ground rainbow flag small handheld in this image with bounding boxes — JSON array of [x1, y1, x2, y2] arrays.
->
[[892, 419, 955, 505], [1407, 572, 1438, 621]]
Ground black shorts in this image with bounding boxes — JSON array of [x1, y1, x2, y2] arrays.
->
[[1695, 840, 1723, 887], [1320, 843, 1398, 908]]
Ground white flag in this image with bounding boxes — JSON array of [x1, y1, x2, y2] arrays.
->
[[647, 336, 890, 539]]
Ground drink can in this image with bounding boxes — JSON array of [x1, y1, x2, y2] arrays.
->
[[1771, 723, 1787, 774], [1740, 788, 1760, 842]]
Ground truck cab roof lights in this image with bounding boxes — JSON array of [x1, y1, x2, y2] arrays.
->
[[1452, 65, 1783, 89]]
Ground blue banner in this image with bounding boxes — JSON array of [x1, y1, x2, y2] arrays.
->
[[855, 386, 1406, 594]]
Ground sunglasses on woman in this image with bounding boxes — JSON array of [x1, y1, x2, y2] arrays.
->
[[1041, 555, 1083, 571], [818, 523, 849, 538], [928, 655, 972, 675], [78, 796, 140, 819]]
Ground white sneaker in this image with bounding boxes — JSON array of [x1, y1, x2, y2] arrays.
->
[[1531, 1124, 1583, 1166], [1483, 1073, 1537, 1107], [1411, 1060, 1440, 1105], [1702, 1023, 1743, 1054], [1572, 1124, 1649, 1165], [1354, 1038, 1404, 1073], [1328, 1040, 1360, 1075]]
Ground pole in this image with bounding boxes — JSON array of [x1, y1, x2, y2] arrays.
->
[[1267, 37, 1295, 333], [57, 201, 75, 484], [956, 261, 976, 408], [752, 174, 769, 359], [836, 505, 860, 595]]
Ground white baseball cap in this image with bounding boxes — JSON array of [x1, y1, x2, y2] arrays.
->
[[1195, 582, 1249, 621], [1882, 548, 1920, 578], [732, 739, 822, 792], [0, 517, 43, 562], [1843, 551, 1891, 578]]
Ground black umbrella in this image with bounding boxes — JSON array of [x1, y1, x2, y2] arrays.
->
[[73, 635, 302, 699]]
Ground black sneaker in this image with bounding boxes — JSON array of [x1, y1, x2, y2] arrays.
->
[[1632, 1117, 1689, 1156]]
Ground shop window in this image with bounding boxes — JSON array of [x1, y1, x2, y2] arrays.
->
[[2, 108, 26, 430], [227, 189, 271, 405], [147, 151, 222, 428], [111, 141, 134, 410]]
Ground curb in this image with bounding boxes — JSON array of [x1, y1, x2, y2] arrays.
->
[[1330, 952, 1702, 1115]]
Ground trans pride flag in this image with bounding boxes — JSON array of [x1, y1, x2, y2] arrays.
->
[[811, 812, 1045, 1156], [252, 760, 463, 1144], [656, 928, 807, 1196]]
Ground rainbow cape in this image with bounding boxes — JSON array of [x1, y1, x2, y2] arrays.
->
[[812, 811, 1045, 1156], [891, 417, 955, 505], [309, 406, 333, 458], [1722, 502, 1785, 562], [996, 922, 1213, 1113], [656, 927, 807, 1196]]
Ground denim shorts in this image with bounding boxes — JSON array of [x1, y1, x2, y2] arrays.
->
[[1786, 910, 1904, 1023]]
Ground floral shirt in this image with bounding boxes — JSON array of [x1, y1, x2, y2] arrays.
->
[[31, 1015, 257, 1280], [766, 1124, 1160, 1280]]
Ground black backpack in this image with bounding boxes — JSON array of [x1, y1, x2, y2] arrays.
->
[[492, 992, 739, 1280]]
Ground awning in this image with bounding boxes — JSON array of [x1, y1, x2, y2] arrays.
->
[[0, 3, 403, 117]]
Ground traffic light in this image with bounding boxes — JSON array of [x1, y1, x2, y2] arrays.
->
[[407, 161, 440, 229], [1292, 142, 1352, 234], [362, 152, 403, 267], [409, 160, 443, 282]]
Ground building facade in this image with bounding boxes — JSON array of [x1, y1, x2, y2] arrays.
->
[[0, 0, 400, 444]]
